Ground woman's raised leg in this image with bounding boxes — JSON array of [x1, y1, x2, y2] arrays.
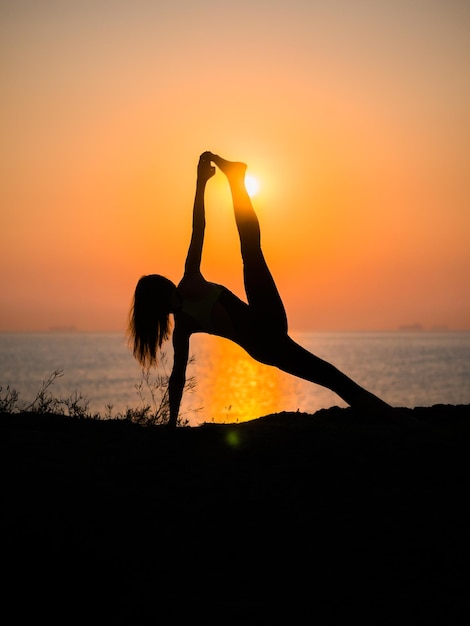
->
[[209, 153, 287, 333]]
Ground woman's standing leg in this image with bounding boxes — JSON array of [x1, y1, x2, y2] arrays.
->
[[276, 336, 399, 415], [209, 153, 287, 333]]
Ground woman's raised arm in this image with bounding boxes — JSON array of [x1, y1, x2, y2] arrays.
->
[[183, 153, 215, 276]]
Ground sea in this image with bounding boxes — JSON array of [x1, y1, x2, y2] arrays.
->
[[0, 331, 469, 426]]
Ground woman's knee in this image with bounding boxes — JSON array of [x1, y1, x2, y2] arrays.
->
[[248, 329, 289, 366]]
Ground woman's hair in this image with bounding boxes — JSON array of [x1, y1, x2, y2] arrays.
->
[[128, 274, 175, 367]]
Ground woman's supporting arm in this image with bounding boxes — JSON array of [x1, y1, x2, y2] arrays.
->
[[168, 329, 190, 427]]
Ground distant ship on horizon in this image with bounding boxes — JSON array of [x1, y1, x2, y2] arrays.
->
[[397, 323, 450, 332]]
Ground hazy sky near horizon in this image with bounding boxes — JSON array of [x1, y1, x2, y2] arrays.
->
[[1, 0, 469, 332]]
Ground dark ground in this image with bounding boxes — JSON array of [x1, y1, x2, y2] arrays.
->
[[2, 404, 469, 625]]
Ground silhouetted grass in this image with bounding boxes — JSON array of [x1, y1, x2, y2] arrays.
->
[[0, 361, 198, 426]]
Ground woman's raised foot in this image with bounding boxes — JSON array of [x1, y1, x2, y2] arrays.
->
[[208, 153, 247, 179]]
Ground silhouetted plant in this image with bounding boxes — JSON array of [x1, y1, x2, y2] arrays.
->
[[23, 369, 65, 414], [0, 385, 19, 413], [0, 356, 200, 427]]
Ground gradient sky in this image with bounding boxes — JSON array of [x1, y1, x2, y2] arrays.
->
[[2, 0, 469, 332]]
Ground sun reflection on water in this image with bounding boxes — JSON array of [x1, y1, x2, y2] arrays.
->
[[183, 334, 296, 424]]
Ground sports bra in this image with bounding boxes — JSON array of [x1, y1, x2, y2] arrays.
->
[[181, 284, 224, 331]]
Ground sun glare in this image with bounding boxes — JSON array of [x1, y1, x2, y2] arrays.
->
[[245, 174, 260, 197]]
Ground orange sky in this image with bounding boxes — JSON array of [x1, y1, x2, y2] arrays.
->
[[1, 0, 469, 332]]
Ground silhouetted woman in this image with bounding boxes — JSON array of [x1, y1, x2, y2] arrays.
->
[[129, 151, 399, 427]]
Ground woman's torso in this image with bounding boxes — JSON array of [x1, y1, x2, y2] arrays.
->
[[175, 275, 283, 365], [176, 275, 251, 342], [180, 283, 224, 331]]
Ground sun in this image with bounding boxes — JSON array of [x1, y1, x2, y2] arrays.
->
[[245, 174, 260, 197]]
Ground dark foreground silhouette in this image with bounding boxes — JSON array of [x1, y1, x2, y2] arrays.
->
[[129, 152, 408, 427], [2, 404, 469, 624]]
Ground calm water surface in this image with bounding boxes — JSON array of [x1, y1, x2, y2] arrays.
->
[[0, 331, 469, 425]]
